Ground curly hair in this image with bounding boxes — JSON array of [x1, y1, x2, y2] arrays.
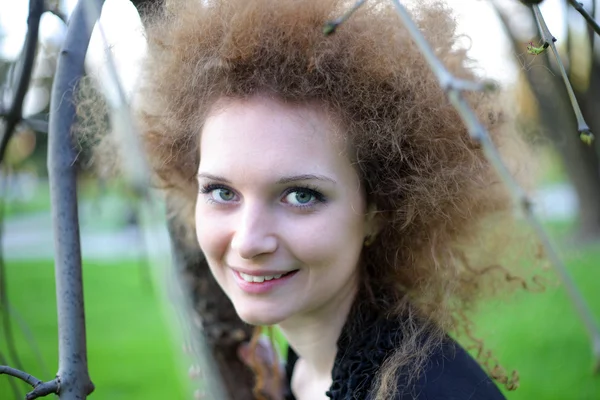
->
[[126, 0, 540, 398]]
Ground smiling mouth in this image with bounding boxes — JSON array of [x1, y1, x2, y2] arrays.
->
[[238, 270, 298, 283]]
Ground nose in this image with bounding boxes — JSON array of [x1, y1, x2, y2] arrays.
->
[[230, 203, 278, 260]]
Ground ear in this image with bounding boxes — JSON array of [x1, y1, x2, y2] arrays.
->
[[363, 202, 382, 239]]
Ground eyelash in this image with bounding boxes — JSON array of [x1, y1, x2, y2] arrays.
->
[[199, 183, 327, 209]]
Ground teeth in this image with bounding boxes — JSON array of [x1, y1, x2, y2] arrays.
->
[[239, 272, 286, 283]]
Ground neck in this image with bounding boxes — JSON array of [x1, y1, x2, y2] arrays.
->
[[277, 277, 358, 380]]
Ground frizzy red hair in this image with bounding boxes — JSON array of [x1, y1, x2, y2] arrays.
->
[[134, 0, 538, 397]]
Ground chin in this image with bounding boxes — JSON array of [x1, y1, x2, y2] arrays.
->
[[234, 304, 288, 326]]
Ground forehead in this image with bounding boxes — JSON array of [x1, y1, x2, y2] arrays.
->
[[199, 96, 352, 176]]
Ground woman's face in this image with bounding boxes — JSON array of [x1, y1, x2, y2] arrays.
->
[[195, 96, 374, 326]]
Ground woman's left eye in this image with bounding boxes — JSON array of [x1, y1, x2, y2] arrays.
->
[[283, 188, 323, 207]]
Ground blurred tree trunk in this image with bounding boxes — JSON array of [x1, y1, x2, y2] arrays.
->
[[167, 212, 255, 400], [492, 2, 600, 241], [129, 0, 257, 398], [576, 56, 600, 240]]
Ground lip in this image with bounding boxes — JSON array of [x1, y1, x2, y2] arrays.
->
[[230, 266, 296, 276], [231, 269, 299, 294]]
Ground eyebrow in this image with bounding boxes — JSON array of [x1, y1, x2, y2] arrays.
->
[[197, 172, 336, 185], [277, 174, 336, 184]]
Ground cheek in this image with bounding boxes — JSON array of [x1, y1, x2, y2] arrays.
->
[[290, 208, 365, 267], [195, 203, 229, 261]]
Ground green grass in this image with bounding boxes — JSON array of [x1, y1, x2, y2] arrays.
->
[[0, 260, 189, 399], [2, 243, 599, 399], [471, 246, 600, 399]]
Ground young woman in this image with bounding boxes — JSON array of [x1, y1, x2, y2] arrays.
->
[[134, 0, 534, 398]]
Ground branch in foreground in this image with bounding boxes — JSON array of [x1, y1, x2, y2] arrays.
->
[[568, 0, 600, 37], [0, 365, 60, 399], [81, 1, 151, 198], [531, 4, 594, 145], [47, 0, 103, 398], [395, 0, 600, 374], [323, 0, 365, 35], [325, 0, 600, 373]]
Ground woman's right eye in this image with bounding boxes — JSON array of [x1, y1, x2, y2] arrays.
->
[[201, 184, 238, 204], [212, 188, 235, 202]]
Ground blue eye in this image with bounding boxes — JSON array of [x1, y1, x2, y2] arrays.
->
[[212, 188, 235, 202], [282, 187, 326, 208], [284, 190, 315, 206], [200, 184, 237, 204]]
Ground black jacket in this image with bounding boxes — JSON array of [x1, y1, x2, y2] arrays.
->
[[284, 303, 506, 400]]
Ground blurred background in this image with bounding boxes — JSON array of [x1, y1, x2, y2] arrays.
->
[[0, 0, 599, 398]]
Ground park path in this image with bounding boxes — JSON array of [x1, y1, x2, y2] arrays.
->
[[2, 183, 577, 261]]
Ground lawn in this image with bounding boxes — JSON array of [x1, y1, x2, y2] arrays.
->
[[1, 242, 599, 399], [0, 260, 190, 399], [473, 245, 600, 399]]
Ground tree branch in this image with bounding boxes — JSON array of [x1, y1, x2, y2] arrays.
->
[[399, 0, 600, 373], [0, 351, 22, 399], [323, 0, 366, 35], [326, 0, 600, 372], [0, 0, 43, 164], [0, 365, 43, 387], [47, 0, 104, 397], [531, 4, 594, 144], [81, 1, 151, 198], [0, 365, 60, 399], [568, 0, 600, 37]]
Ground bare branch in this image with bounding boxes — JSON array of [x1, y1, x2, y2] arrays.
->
[[568, 0, 600, 37], [394, 0, 600, 372], [0, 365, 43, 388], [0, 351, 22, 399], [327, 0, 600, 371], [531, 4, 594, 144], [25, 379, 61, 400], [81, 1, 151, 198], [323, 0, 366, 35], [0, 365, 60, 400], [47, 0, 104, 397], [0, 0, 43, 164]]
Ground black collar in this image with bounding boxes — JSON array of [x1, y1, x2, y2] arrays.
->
[[326, 302, 405, 399], [286, 301, 408, 400]]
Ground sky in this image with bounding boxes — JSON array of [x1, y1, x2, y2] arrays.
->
[[0, 0, 588, 95]]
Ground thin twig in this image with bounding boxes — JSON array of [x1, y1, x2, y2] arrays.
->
[[397, 0, 600, 372], [326, 0, 600, 372], [0, 365, 60, 400], [81, 1, 151, 198], [531, 4, 594, 144], [25, 379, 61, 400], [323, 0, 366, 35], [0, 0, 43, 164], [0, 351, 22, 400], [568, 0, 600, 37], [0, 365, 43, 387]]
